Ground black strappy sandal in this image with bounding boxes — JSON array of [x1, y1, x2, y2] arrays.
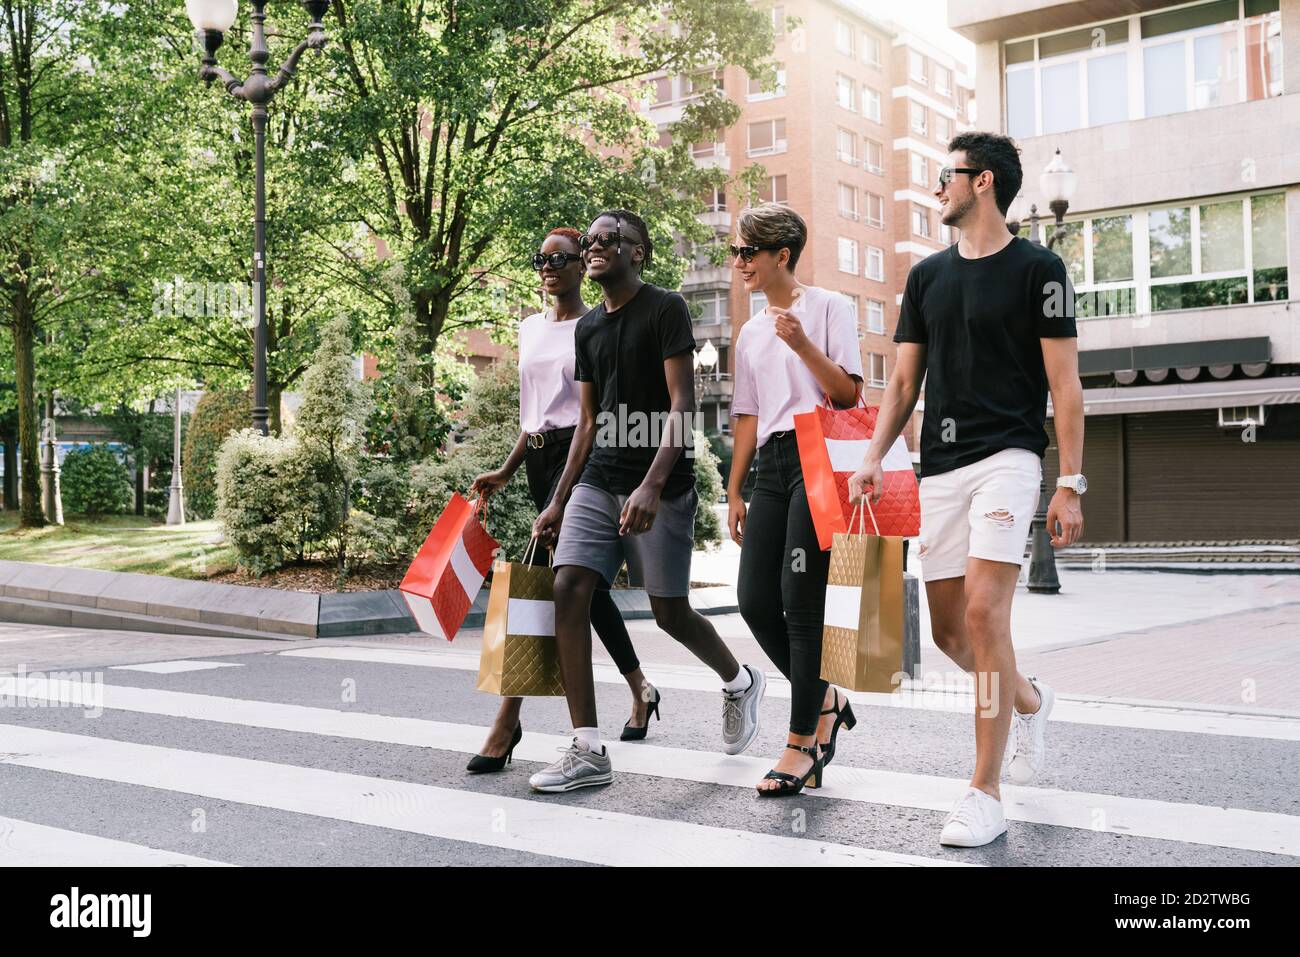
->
[[756, 742, 823, 797], [819, 690, 857, 767]]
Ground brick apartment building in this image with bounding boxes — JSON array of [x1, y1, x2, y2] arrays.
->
[[647, 0, 974, 452]]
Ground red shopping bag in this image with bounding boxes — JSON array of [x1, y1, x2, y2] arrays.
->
[[793, 396, 920, 551], [399, 493, 499, 640]]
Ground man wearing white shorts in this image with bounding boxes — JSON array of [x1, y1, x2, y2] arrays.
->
[[850, 132, 1086, 848]]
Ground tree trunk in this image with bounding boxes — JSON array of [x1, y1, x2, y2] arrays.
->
[[11, 301, 44, 529], [134, 458, 146, 515], [2, 430, 16, 510], [268, 384, 283, 435]]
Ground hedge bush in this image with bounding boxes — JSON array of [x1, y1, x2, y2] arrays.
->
[[184, 391, 250, 519], [60, 446, 132, 517]]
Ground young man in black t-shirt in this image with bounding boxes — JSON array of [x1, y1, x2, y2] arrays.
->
[[849, 133, 1086, 847], [529, 210, 765, 793]]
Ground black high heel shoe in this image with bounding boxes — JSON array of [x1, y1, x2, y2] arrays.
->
[[819, 690, 856, 767], [756, 742, 823, 797], [466, 723, 523, 773], [620, 686, 662, 741]]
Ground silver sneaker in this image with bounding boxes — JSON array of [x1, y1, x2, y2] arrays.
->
[[528, 738, 613, 793], [721, 664, 766, 755]]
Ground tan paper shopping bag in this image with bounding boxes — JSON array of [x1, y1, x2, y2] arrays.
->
[[819, 500, 906, 693], [476, 540, 565, 697]]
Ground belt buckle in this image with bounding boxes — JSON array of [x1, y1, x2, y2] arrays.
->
[[528, 432, 545, 449]]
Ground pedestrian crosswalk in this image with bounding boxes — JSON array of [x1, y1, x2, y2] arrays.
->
[[1, 646, 1298, 867]]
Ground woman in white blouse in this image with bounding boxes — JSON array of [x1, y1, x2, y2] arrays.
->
[[469, 228, 659, 772], [728, 204, 864, 796]]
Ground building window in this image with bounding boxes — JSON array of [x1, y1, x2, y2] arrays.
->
[[747, 118, 787, 156], [864, 138, 884, 174], [748, 63, 786, 101], [863, 86, 882, 122], [771, 5, 785, 36], [934, 64, 952, 95], [837, 182, 859, 220], [836, 127, 857, 165], [701, 186, 726, 212], [651, 76, 672, 106], [689, 291, 730, 325], [758, 174, 787, 205], [911, 207, 930, 238], [866, 246, 884, 281], [866, 298, 885, 333], [838, 237, 859, 274], [939, 222, 954, 245], [910, 153, 928, 187], [935, 113, 953, 144], [863, 34, 882, 67], [909, 50, 926, 84], [865, 192, 885, 228], [835, 18, 855, 56], [692, 133, 720, 158], [1004, 1, 1282, 136], [749, 291, 768, 316], [683, 70, 721, 100], [910, 101, 927, 136], [867, 353, 888, 387], [836, 73, 856, 111]]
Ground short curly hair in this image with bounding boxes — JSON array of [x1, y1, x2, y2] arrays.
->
[[947, 131, 1023, 214]]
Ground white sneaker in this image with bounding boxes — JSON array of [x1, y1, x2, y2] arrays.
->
[[939, 787, 1007, 847], [1008, 677, 1054, 786]]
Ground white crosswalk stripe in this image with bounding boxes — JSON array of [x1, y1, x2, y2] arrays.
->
[[0, 726, 968, 868], [278, 646, 1300, 742], [5, 675, 1299, 857], [0, 815, 232, 867]]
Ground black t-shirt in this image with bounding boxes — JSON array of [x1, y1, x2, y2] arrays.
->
[[574, 282, 697, 497], [894, 237, 1076, 478]]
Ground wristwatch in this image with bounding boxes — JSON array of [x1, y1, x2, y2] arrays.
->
[[1056, 474, 1088, 494]]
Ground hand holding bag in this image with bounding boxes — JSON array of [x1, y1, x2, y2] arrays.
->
[[819, 498, 906, 693]]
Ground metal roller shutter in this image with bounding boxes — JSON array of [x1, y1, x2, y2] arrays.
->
[[1045, 415, 1124, 543]]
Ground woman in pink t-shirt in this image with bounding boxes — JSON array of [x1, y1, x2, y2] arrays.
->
[[469, 228, 659, 771], [728, 204, 864, 796]]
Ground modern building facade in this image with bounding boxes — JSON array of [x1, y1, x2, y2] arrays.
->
[[951, 0, 1300, 542], [647, 0, 974, 450]]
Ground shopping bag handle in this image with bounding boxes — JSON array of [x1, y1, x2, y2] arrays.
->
[[820, 385, 867, 411], [849, 495, 881, 537], [521, 535, 554, 567]]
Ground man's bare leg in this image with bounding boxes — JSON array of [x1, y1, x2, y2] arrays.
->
[[552, 565, 601, 728]]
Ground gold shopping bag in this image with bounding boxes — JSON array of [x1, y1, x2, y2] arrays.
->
[[476, 539, 565, 697], [819, 499, 906, 693]]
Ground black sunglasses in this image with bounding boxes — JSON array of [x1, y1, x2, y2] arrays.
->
[[729, 243, 784, 263], [938, 166, 985, 187], [579, 230, 625, 252], [532, 251, 583, 271]]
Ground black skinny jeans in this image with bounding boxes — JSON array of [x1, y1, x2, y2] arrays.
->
[[736, 431, 829, 736], [523, 435, 640, 676]]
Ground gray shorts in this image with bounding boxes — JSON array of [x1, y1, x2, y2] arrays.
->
[[553, 483, 697, 597]]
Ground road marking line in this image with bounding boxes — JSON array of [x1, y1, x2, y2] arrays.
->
[[0, 814, 232, 867], [110, 661, 245, 674], [0, 726, 967, 868], [278, 646, 1300, 742], [7, 676, 1298, 857]]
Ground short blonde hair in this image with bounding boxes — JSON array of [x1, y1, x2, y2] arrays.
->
[[737, 203, 807, 271]]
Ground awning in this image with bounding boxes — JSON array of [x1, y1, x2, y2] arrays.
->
[[1049, 376, 1300, 417]]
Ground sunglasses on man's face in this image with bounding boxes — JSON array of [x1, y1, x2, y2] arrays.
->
[[579, 230, 624, 252], [532, 251, 582, 271], [729, 243, 784, 264], [937, 166, 985, 188]]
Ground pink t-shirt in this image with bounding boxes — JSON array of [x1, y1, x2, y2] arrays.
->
[[518, 310, 583, 434], [731, 285, 864, 447]]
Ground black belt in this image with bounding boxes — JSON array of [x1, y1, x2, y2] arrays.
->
[[527, 426, 575, 449]]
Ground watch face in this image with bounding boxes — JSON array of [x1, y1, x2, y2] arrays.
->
[[1076, 475, 1087, 494]]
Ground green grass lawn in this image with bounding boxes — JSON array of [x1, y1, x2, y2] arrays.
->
[[0, 513, 239, 579]]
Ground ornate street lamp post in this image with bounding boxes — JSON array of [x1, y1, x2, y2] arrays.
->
[[1013, 148, 1078, 594], [185, 0, 331, 435]]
